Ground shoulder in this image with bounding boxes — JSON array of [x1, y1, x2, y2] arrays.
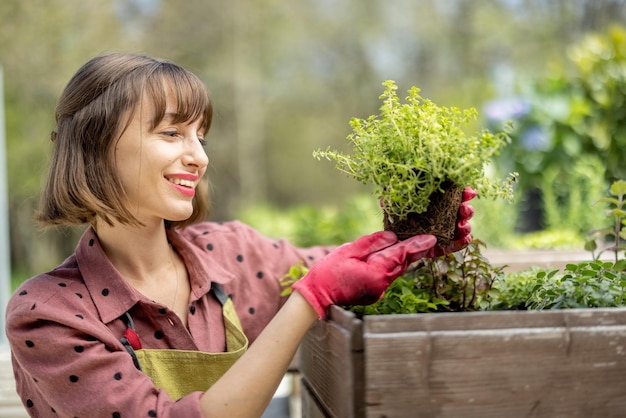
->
[[6, 255, 102, 340], [179, 220, 269, 241], [9, 255, 86, 311], [177, 220, 282, 254], [178, 220, 333, 268]]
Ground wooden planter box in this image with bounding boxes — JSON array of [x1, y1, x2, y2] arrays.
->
[[300, 305, 626, 418]]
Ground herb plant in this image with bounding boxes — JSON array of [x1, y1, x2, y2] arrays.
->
[[486, 179, 626, 311], [526, 261, 626, 309], [349, 240, 503, 315], [313, 80, 517, 226], [278, 179, 626, 315]]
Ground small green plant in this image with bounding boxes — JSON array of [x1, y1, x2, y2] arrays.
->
[[487, 179, 626, 311], [526, 261, 626, 309], [278, 261, 309, 297], [314, 80, 517, 242], [349, 240, 504, 315], [585, 179, 626, 263], [274, 179, 626, 315], [482, 267, 551, 311], [348, 274, 446, 316]]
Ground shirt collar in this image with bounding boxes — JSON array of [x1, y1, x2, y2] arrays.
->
[[75, 228, 141, 324], [165, 226, 236, 301]]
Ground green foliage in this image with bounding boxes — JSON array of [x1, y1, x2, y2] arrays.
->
[[349, 240, 504, 315], [490, 154, 606, 248], [238, 194, 380, 247], [487, 179, 626, 311], [585, 179, 626, 263], [498, 25, 626, 199], [314, 80, 517, 221], [349, 274, 446, 315], [484, 261, 626, 310], [482, 268, 550, 311], [467, 196, 518, 248], [278, 261, 309, 297], [256, 179, 626, 315], [526, 261, 626, 309], [569, 25, 626, 182], [508, 228, 585, 250], [540, 155, 608, 234]]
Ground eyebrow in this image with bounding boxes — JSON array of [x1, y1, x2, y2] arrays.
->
[[163, 112, 180, 121]]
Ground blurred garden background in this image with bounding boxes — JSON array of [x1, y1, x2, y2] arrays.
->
[[2, 0, 626, 289]]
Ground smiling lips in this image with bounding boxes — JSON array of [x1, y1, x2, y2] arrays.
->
[[167, 175, 198, 197]]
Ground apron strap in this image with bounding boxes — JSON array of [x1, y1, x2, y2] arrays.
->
[[211, 282, 229, 306], [120, 312, 143, 371]]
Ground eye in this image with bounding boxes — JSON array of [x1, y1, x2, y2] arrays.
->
[[161, 130, 181, 138], [198, 137, 207, 147]]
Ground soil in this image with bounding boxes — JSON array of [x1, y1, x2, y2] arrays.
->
[[383, 181, 463, 245]]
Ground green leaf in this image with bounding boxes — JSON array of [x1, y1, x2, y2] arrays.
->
[[610, 180, 626, 196]]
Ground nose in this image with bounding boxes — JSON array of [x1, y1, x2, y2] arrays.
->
[[183, 137, 209, 169]]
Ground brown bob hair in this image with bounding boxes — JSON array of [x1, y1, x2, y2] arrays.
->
[[36, 52, 212, 229]]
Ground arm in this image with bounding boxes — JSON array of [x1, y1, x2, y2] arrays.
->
[[199, 189, 478, 416], [201, 231, 438, 417], [200, 291, 316, 417]]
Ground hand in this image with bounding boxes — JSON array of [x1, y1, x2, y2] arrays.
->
[[425, 186, 477, 258], [292, 231, 437, 318]]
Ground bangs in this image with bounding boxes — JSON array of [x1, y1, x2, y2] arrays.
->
[[145, 63, 213, 133]]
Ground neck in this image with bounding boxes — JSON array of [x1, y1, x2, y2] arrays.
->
[[94, 219, 189, 325], [94, 219, 173, 283]]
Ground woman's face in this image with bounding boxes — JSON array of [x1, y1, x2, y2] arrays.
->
[[113, 87, 209, 227]]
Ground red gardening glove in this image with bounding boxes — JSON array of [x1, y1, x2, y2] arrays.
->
[[424, 186, 477, 258], [292, 231, 437, 318]]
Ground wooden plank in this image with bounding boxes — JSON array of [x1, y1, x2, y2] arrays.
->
[[300, 307, 364, 418], [301, 308, 626, 417], [363, 307, 626, 334], [300, 378, 330, 418], [363, 324, 626, 417]]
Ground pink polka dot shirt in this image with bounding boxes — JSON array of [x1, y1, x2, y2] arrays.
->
[[6, 221, 332, 418]]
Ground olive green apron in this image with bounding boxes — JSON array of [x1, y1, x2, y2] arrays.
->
[[120, 283, 249, 400]]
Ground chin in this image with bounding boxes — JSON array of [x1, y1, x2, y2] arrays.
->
[[166, 209, 194, 223]]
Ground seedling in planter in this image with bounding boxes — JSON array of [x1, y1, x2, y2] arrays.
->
[[314, 80, 517, 244], [350, 239, 504, 315]]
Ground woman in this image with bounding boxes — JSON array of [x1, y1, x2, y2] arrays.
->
[[6, 52, 475, 418]]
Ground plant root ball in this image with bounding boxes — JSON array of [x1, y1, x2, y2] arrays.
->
[[383, 182, 463, 245]]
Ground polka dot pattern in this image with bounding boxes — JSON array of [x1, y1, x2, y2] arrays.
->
[[7, 221, 334, 416]]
